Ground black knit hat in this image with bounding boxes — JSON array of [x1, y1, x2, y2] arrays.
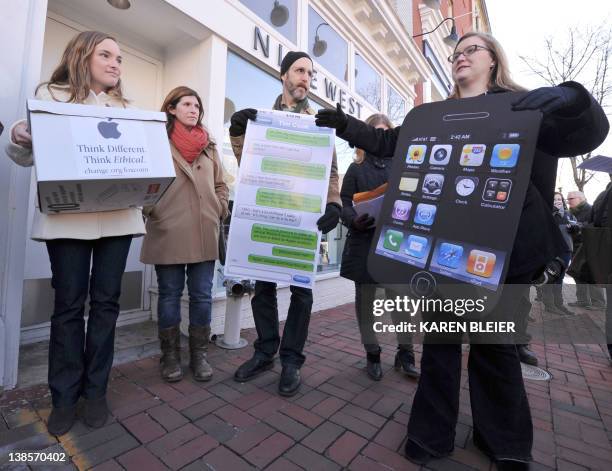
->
[[280, 51, 313, 77]]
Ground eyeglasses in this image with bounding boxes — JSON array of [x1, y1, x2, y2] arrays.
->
[[448, 44, 494, 63]]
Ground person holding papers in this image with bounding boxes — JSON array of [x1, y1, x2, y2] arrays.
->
[[5, 31, 144, 435], [340, 113, 419, 381], [140, 86, 228, 384], [315, 31, 609, 470], [229, 51, 341, 397]]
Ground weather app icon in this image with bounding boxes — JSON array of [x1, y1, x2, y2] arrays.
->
[[414, 203, 437, 226], [437, 243, 464, 269], [490, 144, 520, 168], [406, 145, 427, 165]]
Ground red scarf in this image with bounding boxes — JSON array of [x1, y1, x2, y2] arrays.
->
[[170, 121, 209, 164]]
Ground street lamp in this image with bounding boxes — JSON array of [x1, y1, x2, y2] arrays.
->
[[412, 11, 474, 46], [107, 0, 131, 10], [313, 22, 330, 57], [270, 1, 289, 27]]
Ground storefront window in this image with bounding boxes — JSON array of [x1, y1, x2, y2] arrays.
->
[[238, 0, 297, 43], [387, 84, 406, 126], [223, 51, 282, 193], [308, 7, 348, 84], [355, 53, 381, 110]]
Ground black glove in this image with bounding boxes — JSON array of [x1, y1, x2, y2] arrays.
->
[[351, 213, 375, 232], [317, 203, 341, 234], [229, 108, 257, 137], [532, 257, 567, 287], [566, 221, 581, 234], [511, 86, 584, 116], [315, 103, 348, 133]]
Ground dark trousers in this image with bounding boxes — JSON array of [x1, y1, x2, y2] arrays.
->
[[407, 273, 534, 462], [605, 287, 612, 356], [354, 282, 413, 355], [46, 236, 132, 407], [251, 280, 313, 367]]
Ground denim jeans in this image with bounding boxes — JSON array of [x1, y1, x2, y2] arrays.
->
[[251, 281, 313, 367], [406, 272, 535, 462], [46, 235, 132, 407], [155, 261, 215, 329]]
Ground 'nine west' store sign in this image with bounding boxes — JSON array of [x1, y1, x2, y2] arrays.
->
[[252, 26, 365, 119]]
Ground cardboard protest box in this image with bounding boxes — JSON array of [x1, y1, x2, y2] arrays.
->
[[27, 99, 175, 213]]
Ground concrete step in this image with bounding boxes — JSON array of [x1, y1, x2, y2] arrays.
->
[[16, 320, 160, 389]]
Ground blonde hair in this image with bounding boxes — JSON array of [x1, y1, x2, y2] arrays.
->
[[448, 32, 526, 99], [354, 114, 395, 164], [36, 31, 128, 105]]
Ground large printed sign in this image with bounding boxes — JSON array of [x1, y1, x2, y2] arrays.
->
[[367, 92, 541, 304], [224, 110, 335, 288]]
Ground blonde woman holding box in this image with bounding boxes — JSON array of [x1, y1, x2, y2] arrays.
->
[[6, 31, 144, 436]]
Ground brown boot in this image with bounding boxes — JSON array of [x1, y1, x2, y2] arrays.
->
[[158, 325, 183, 382], [189, 325, 213, 381]]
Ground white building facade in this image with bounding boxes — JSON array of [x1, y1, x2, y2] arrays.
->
[[0, 0, 460, 390]]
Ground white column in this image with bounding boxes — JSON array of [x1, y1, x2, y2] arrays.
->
[[0, 0, 48, 390], [200, 34, 228, 147]]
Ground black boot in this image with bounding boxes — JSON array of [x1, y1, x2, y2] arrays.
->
[[278, 364, 301, 397], [234, 355, 274, 382], [158, 325, 183, 382], [404, 439, 434, 465], [366, 351, 383, 381], [517, 345, 538, 366], [495, 460, 530, 470], [394, 347, 419, 379], [47, 405, 77, 436], [83, 396, 109, 429], [189, 325, 213, 381]]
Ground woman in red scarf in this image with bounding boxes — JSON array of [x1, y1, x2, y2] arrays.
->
[[141, 86, 229, 383]]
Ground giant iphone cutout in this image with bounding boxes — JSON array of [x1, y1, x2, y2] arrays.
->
[[367, 92, 542, 308]]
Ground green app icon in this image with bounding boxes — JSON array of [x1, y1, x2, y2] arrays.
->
[[383, 229, 404, 252]]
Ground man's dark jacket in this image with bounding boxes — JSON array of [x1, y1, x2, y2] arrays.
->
[[337, 81, 610, 279]]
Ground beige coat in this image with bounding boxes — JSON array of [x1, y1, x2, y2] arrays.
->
[[229, 105, 341, 206], [140, 143, 229, 265], [5, 84, 145, 241]]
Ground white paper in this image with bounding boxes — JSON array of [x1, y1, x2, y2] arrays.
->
[[353, 195, 384, 227], [224, 110, 336, 288]]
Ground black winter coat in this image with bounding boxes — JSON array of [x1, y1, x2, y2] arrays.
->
[[570, 201, 592, 248], [340, 154, 392, 283], [592, 182, 612, 227], [337, 81, 609, 280]]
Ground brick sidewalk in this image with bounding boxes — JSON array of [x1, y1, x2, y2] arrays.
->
[[2, 300, 612, 470]]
